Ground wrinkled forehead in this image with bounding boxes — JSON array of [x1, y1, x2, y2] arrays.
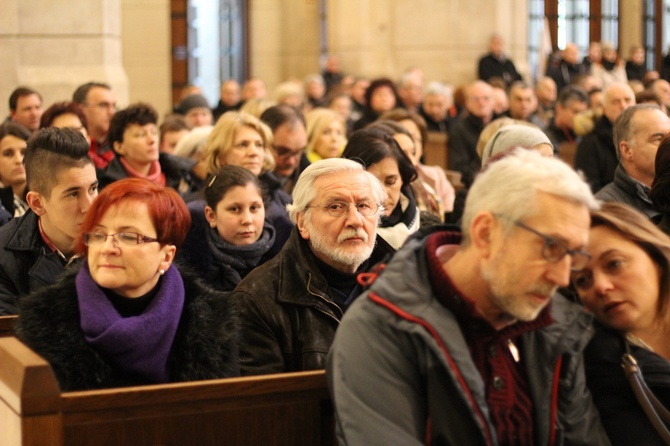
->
[[314, 170, 377, 200]]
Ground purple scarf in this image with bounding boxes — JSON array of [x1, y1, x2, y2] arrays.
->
[[76, 264, 185, 383]]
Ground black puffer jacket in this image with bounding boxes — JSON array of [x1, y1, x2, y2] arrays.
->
[[16, 267, 239, 391]]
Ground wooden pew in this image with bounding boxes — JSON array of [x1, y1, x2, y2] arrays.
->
[[0, 315, 17, 337], [0, 337, 335, 446], [423, 131, 449, 169], [558, 141, 578, 168]]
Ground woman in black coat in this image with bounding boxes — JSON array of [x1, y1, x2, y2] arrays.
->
[[572, 202, 670, 445], [16, 178, 239, 391]]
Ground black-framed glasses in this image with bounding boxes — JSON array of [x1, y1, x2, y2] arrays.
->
[[83, 232, 159, 247], [512, 220, 591, 271], [306, 200, 381, 218]]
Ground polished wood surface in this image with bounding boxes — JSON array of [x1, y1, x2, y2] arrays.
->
[[0, 337, 335, 446], [424, 131, 449, 169]]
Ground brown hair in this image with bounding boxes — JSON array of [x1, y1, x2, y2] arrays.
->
[[589, 202, 670, 316]]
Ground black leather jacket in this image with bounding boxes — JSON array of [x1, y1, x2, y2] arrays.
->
[[231, 227, 391, 376]]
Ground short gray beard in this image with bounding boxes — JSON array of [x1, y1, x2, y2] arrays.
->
[[306, 220, 375, 271]]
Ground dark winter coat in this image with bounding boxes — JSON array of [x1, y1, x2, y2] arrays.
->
[[595, 164, 661, 222], [16, 267, 239, 391], [574, 115, 617, 193], [98, 152, 202, 195], [585, 324, 670, 445], [0, 210, 80, 315], [230, 227, 393, 376]]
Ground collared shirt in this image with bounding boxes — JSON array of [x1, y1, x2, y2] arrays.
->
[[425, 231, 553, 445], [37, 218, 78, 266]]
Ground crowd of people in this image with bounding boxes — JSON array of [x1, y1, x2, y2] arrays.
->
[[4, 35, 670, 444]]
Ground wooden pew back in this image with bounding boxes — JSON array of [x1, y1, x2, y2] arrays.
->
[[0, 315, 17, 337], [424, 131, 449, 169], [0, 337, 335, 446]]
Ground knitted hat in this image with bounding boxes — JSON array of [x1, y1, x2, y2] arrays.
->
[[177, 94, 210, 114], [481, 124, 552, 166]]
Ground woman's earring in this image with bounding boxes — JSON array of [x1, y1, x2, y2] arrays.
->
[[159, 269, 165, 276]]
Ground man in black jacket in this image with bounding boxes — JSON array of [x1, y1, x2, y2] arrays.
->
[[574, 82, 635, 193], [230, 158, 389, 376], [596, 104, 670, 221], [477, 34, 522, 87], [448, 80, 495, 187], [0, 128, 98, 315]]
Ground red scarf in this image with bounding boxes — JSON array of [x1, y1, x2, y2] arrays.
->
[[119, 157, 166, 186]]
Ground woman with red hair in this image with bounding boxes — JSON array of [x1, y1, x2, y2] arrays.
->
[[16, 178, 239, 390]]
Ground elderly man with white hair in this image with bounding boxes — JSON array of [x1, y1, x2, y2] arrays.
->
[[230, 157, 390, 376]]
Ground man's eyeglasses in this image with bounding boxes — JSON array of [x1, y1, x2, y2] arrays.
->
[[306, 200, 381, 218], [83, 232, 159, 247], [509, 219, 591, 271], [273, 146, 304, 160]]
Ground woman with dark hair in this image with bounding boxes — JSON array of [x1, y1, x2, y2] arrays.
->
[[572, 202, 670, 445], [342, 127, 420, 250], [650, 133, 670, 235], [40, 101, 90, 144], [100, 103, 203, 195], [353, 78, 400, 131], [380, 108, 456, 216], [177, 165, 277, 291], [0, 122, 30, 217], [16, 178, 239, 391]]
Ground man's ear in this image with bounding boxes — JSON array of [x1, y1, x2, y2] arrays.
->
[[619, 141, 633, 161], [113, 140, 124, 156], [469, 212, 498, 259], [26, 191, 46, 216], [296, 212, 310, 240]]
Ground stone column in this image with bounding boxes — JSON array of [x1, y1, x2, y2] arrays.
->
[[0, 0, 129, 112]]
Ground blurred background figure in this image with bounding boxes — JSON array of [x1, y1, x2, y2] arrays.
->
[[305, 108, 347, 163], [159, 115, 191, 154], [0, 122, 29, 218]]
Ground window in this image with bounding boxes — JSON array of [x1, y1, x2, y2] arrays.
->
[[528, 0, 620, 81], [171, 0, 247, 106]]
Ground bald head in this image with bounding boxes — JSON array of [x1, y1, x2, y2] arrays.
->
[[563, 44, 579, 65], [466, 81, 494, 121], [603, 82, 636, 124]]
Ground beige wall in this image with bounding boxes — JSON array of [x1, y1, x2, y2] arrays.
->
[[247, 0, 533, 92], [0, 0, 129, 115], [0, 0, 647, 117], [121, 0, 171, 114]]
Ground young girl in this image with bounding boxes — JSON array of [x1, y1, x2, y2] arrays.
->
[[178, 165, 276, 291]]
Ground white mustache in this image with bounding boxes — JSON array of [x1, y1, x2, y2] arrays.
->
[[338, 229, 369, 243]]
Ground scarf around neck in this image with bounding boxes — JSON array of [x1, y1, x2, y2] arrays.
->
[[119, 156, 166, 186], [207, 222, 276, 273], [76, 263, 185, 383]]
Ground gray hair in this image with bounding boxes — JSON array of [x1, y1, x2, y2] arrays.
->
[[287, 158, 386, 224], [462, 148, 599, 245], [424, 81, 452, 100], [613, 103, 662, 159]]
